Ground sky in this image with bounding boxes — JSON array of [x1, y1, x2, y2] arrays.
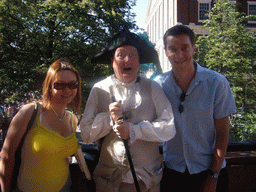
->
[[131, 0, 149, 29]]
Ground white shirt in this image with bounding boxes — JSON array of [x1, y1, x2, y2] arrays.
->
[[80, 75, 176, 186]]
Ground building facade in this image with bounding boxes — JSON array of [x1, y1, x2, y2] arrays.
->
[[146, 0, 256, 72]]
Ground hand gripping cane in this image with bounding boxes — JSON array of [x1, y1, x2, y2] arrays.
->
[[110, 87, 140, 192]]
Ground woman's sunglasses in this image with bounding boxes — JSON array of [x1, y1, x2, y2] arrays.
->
[[53, 81, 79, 90]]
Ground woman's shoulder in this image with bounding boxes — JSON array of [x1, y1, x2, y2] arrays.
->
[[21, 102, 37, 110], [13, 102, 38, 121], [67, 110, 78, 126], [5, 102, 38, 143]]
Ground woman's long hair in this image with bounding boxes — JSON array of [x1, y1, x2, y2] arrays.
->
[[41, 58, 82, 115]]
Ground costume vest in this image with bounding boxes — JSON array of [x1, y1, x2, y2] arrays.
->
[[93, 77, 163, 191]]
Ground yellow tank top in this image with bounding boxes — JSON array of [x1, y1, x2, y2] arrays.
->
[[17, 111, 78, 192]]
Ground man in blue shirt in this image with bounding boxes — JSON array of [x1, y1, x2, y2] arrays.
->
[[155, 25, 236, 191]]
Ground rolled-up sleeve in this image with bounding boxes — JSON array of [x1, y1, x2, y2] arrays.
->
[[129, 81, 176, 143]]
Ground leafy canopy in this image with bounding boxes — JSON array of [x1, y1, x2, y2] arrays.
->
[[0, 0, 137, 102]]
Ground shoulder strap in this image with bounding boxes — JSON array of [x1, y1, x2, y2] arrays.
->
[[70, 112, 76, 133], [19, 103, 38, 146], [11, 102, 38, 189], [23, 102, 38, 137]]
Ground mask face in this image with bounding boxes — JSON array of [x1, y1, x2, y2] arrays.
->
[[112, 45, 140, 83]]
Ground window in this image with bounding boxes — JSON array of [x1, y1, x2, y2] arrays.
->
[[248, 2, 256, 24], [229, 0, 236, 4], [199, 3, 210, 22]]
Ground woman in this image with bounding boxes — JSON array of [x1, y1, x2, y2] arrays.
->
[[0, 58, 82, 192], [80, 29, 176, 192]]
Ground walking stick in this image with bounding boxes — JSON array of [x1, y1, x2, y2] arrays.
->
[[109, 87, 140, 192]]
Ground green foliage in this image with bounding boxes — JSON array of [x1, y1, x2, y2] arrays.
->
[[195, 0, 256, 141], [0, 0, 136, 103], [230, 109, 256, 141]]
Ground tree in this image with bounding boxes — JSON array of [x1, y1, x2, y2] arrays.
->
[[0, 0, 137, 102], [196, 0, 256, 141]]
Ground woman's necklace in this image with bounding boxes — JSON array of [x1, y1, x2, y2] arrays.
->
[[51, 106, 66, 122]]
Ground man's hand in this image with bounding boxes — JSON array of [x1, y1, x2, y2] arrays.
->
[[109, 101, 123, 122], [113, 122, 130, 140], [200, 175, 217, 192]]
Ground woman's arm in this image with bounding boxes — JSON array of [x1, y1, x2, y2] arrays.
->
[[0, 103, 35, 192]]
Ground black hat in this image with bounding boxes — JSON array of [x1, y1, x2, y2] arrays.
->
[[91, 29, 160, 65]]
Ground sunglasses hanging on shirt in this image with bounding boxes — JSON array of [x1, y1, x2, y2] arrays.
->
[[53, 81, 79, 90], [179, 92, 186, 113]]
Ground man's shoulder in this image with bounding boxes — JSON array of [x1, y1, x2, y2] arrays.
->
[[139, 76, 163, 90], [94, 75, 113, 88], [156, 71, 171, 79], [154, 71, 171, 85], [197, 64, 228, 84]]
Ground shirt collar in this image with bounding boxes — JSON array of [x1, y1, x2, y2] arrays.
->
[[167, 62, 209, 95], [169, 62, 209, 85], [111, 75, 139, 88], [194, 62, 209, 82]]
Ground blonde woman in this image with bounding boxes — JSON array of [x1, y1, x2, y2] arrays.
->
[[0, 58, 81, 192]]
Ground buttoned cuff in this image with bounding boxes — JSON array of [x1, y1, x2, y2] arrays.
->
[[129, 123, 141, 144]]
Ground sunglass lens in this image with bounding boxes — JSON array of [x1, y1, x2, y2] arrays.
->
[[68, 82, 78, 89], [54, 82, 78, 90], [180, 93, 186, 102], [179, 104, 184, 113], [54, 82, 66, 90]]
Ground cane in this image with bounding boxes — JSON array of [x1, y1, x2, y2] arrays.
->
[[110, 87, 141, 192]]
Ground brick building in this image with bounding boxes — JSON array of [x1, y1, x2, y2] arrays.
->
[[146, 0, 256, 72]]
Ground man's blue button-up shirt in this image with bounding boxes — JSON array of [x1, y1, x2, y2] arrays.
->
[[155, 63, 237, 174]]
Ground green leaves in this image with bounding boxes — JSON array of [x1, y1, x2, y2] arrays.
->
[[0, 0, 136, 102]]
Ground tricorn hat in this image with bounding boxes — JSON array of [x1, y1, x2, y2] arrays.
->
[[91, 28, 160, 65]]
